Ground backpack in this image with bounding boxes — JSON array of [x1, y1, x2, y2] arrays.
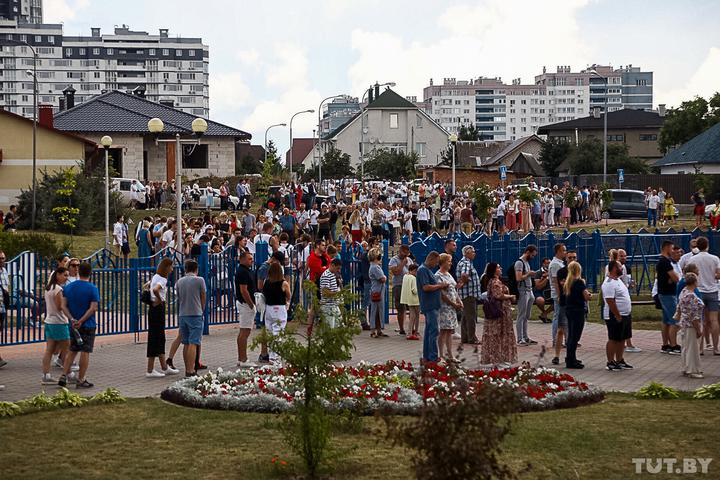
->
[[506, 259, 526, 297]]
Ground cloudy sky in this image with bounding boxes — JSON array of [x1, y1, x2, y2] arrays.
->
[[46, 0, 720, 153]]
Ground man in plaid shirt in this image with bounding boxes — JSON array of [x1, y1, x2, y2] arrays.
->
[[456, 245, 481, 344]]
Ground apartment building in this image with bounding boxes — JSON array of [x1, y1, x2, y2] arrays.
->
[[422, 64, 653, 141], [0, 0, 42, 24], [0, 21, 209, 117], [318, 95, 360, 138]]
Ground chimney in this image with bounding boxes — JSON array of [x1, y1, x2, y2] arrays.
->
[[374, 82, 380, 99], [63, 85, 76, 110], [133, 85, 146, 98], [658, 104, 667, 117], [38, 104, 53, 128], [368, 86, 374, 104], [159, 28, 169, 38], [91, 27, 100, 37]]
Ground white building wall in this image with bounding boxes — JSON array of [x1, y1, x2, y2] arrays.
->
[[659, 164, 720, 175]]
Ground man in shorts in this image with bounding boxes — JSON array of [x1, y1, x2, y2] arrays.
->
[[59, 262, 99, 389], [602, 260, 633, 371], [657, 240, 680, 354], [176, 259, 207, 377], [235, 251, 257, 367]]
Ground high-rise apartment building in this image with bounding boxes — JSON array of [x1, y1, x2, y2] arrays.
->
[[423, 64, 653, 141], [0, 0, 42, 24], [0, 21, 209, 117], [319, 95, 360, 137]]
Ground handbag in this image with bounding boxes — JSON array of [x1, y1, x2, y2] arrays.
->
[[141, 281, 152, 305], [371, 291, 381, 302], [482, 296, 503, 319]]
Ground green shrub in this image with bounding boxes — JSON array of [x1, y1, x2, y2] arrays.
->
[[693, 383, 720, 400], [90, 388, 126, 404], [635, 382, 680, 400], [0, 231, 70, 260], [23, 392, 56, 410], [52, 388, 88, 408], [0, 401, 22, 418]]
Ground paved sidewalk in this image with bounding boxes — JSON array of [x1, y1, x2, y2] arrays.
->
[[1, 317, 718, 402]]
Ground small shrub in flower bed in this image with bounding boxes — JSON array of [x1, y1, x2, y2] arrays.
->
[[161, 361, 604, 414]]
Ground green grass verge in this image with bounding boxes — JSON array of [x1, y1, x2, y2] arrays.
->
[[1, 393, 717, 479]]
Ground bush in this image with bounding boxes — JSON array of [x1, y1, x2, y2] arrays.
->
[[0, 401, 22, 418], [15, 162, 128, 234], [693, 383, 720, 400], [52, 388, 88, 408], [90, 388, 126, 404], [635, 382, 680, 400], [0, 231, 70, 260]]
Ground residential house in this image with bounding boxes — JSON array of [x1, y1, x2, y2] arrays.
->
[[0, 105, 97, 208], [654, 122, 720, 174], [53, 90, 251, 182]]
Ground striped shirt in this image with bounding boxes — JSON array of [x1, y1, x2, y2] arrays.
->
[[319, 269, 341, 306], [456, 257, 481, 300]]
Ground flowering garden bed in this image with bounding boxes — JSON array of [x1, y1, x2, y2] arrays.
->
[[161, 361, 604, 414]]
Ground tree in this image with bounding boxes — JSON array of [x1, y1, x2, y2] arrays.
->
[[538, 140, 572, 177], [236, 153, 261, 175], [565, 139, 648, 175], [659, 92, 720, 154], [257, 140, 280, 199], [458, 124, 483, 141], [319, 147, 354, 179], [363, 149, 419, 180]]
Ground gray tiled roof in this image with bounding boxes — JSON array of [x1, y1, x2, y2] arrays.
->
[[54, 90, 251, 139], [537, 109, 664, 134], [654, 122, 720, 167]]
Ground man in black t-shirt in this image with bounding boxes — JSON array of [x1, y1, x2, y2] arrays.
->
[[656, 240, 680, 354], [317, 204, 332, 240], [235, 251, 257, 367]]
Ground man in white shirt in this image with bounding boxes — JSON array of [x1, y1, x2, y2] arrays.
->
[[602, 260, 633, 371], [160, 219, 176, 250], [308, 205, 319, 238], [678, 238, 699, 272], [647, 189, 660, 227], [112, 216, 127, 257], [417, 202, 430, 235], [548, 243, 566, 347], [296, 203, 310, 233], [688, 236, 720, 353]]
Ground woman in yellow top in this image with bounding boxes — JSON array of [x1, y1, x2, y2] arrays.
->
[[663, 194, 676, 224]]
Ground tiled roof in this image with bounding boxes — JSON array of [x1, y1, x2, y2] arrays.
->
[[53, 91, 251, 139], [654, 122, 720, 167], [367, 89, 417, 109], [537, 109, 664, 134]]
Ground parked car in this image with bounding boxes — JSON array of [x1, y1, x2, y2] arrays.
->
[[111, 178, 146, 207], [606, 189, 647, 218], [193, 187, 240, 210]]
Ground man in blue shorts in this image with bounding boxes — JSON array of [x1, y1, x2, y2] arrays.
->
[[175, 259, 207, 377]]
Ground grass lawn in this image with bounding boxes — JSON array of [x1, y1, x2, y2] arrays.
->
[[0, 393, 716, 479]]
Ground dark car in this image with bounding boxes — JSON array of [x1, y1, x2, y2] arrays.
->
[[606, 189, 647, 218]]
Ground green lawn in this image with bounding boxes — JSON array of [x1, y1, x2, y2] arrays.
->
[[0, 394, 716, 479]]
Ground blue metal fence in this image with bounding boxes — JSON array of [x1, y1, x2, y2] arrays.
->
[[2, 227, 718, 346]]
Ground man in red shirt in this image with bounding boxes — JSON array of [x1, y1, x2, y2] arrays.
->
[[307, 239, 331, 283]]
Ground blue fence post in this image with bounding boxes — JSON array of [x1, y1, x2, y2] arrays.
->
[[199, 243, 210, 335], [382, 239, 390, 325], [129, 257, 139, 334]]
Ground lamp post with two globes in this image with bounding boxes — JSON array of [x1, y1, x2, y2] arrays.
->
[[147, 117, 208, 246], [100, 135, 113, 248]]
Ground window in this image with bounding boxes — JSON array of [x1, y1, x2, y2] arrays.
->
[[607, 134, 625, 142], [107, 48, 113, 55], [635, 79, 648, 86], [176, 49, 182, 56], [34, 35, 41, 42], [639, 134, 657, 141], [162, 49, 169, 56], [389, 113, 399, 129], [416, 114, 423, 128], [94, 72, 100, 78], [182, 144, 208, 169], [65, 48, 72, 56], [79, 48, 86, 55], [415, 142, 426, 157], [149, 49, 155, 56], [48, 36, 54, 44], [188, 50, 195, 57], [93, 48, 100, 55]]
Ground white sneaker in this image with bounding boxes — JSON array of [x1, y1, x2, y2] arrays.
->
[[54, 357, 64, 368], [624, 346, 642, 353], [41, 374, 56, 385], [236, 361, 257, 368], [162, 366, 180, 375], [452, 333, 461, 340], [145, 370, 166, 378], [67, 372, 78, 384], [70, 363, 80, 372]]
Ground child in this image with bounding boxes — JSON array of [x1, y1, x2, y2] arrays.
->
[[676, 272, 704, 378], [400, 263, 421, 340]]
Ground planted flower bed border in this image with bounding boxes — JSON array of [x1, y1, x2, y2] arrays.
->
[[161, 361, 604, 414]]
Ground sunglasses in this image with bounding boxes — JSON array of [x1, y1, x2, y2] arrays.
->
[[70, 263, 80, 267]]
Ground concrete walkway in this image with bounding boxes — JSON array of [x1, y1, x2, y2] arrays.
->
[[1, 316, 718, 402]]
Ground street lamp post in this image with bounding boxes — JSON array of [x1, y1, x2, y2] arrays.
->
[[148, 117, 208, 247], [589, 70, 608, 184], [448, 134, 458, 195], [289, 110, 314, 181], [100, 136, 113, 248], [359, 82, 395, 182], [264, 123, 286, 165]]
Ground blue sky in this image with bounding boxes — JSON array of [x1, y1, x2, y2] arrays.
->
[[46, 0, 720, 153]]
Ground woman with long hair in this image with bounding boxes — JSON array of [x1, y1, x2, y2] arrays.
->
[[480, 262, 518, 366], [146, 258, 179, 378], [41, 267, 71, 385], [436, 253, 463, 363], [563, 261, 591, 369], [349, 207, 364, 244], [262, 262, 291, 364]]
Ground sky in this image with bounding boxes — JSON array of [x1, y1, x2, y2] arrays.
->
[[45, 0, 720, 155]]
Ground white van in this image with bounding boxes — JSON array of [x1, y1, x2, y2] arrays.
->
[[111, 178, 146, 206]]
